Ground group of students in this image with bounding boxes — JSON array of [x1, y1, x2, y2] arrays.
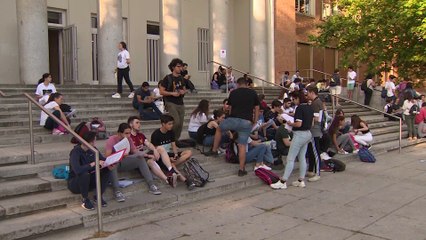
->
[[383, 75, 426, 139], [67, 114, 196, 210]]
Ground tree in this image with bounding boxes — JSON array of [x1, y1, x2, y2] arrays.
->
[[311, 0, 426, 81]]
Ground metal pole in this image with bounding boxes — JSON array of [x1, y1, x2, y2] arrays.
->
[[95, 151, 103, 233], [399, 118, 402, 153], [331, 94, 335, 118], [262, 79, 265, 94], [28, 101, 35, 164]]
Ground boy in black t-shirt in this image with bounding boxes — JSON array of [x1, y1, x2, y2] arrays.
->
[[133, 82, 162, 120], [151, 115, 195, 190]]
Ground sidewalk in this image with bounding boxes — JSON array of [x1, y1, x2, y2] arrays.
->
[[35, 143, 426, 240]]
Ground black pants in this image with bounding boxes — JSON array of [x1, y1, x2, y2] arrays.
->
[[307, 137, 321, 174], [67, 168, 110, 199], [364, 89, 373, 106], [117, 67, 134, 94], [44, 110, 61, 130], [133, 102, 162, 120]]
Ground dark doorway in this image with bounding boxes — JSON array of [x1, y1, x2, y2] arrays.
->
[[48, 29, 61, 84]]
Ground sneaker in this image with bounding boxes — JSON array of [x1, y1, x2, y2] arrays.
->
[[306, 171, 315, 178], [93, 196, 107, 207], [112, 93, 121, 98], [292, 180, 306, 188], [238, 169, 247, 176], [81, 198, 95, 210], [254, 164, 272, 171], [115, 191, 126, 202], [308, 175, 321, 182], [407, 137, 413, 141], [149, 185, 162, 195], [52, 128, 65, 135], [186, 180, 196, 191], [204, 150, 219, 157], [353, 149, 359, 154], [167, 173, 178, 188], [128, 92, 135, 99], [320, 152, 331, 161], [270, 181, 287, 190]]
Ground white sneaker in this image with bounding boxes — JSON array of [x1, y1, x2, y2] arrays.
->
[[292, 180, 306, 188], [308, 175, 320, 182], [254, 164, 272, 171], [320, 152, 331, 160], [128, 92, 135, 98], [270, 181, 287, 190], [353, 149, 359, 154], [112, 93, 121, 98]]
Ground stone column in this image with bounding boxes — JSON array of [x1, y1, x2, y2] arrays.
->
[[250, 0, 267, 86], [160, 0, 182, 77], [266, 0, 275, 84], [210, 0, 229, 70], [16, 0, 49, 84], [98, 0, 123, 85]]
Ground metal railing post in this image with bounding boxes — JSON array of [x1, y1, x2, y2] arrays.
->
[[399, 118, 402, 153], [95, 151, 103, 232], [331, 94, 335, 118], [262, 80, 265, 94], [28, 101, 35, 164]]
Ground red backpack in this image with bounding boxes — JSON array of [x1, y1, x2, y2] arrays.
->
[[70, 122, 90, 144], [89, 117, 108, 140], [255, 168, 281, 185]]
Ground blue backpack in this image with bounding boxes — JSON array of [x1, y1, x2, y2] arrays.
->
[[52, 165, 70, 180], [358, 147, 376, 163]]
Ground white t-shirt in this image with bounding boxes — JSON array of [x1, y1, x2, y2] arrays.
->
[[385, 81, 396, 97], [347, 71, 356, 83], [40, 101, 59, 126], [35, 83, 56, 104], [188, 113, 208, 132], [402, 100, 415, 116], [117, 49, 130, 69]]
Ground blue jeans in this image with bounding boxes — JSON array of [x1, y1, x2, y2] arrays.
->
[[188, 131, 197, 141], [246, 144, 267, 164], [203, 132, 229, 146], [282, 130, 312, 180], [134, 102, 162, 120], [219, 117, 252, 144]]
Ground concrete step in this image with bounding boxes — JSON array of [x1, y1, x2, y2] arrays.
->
[[0, 178, 51, 199]]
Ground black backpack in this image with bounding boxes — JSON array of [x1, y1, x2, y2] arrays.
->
[[182, 158, 210, 187], [409, 104, 420, 115], [196, 122, 210, 145], [360, 80, 368, 91], [225, 141, 239, 164]]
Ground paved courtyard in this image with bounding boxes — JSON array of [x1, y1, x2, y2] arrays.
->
[[37, 143, 426, 240]]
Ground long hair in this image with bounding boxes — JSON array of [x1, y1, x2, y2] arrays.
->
[[328, 116, 345, 136], [213, 109, 225, 120], [350, 114, 365, 129], [290, 90, 308, 104], [191, 99, 209, 118], [38, 73, 51, 84], [46, 92, 62, 105]]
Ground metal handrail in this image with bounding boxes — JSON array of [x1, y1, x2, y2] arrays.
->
[[208, 60, 290, 93], [23, 93, 104, 234], [322, 92, 402, 153]]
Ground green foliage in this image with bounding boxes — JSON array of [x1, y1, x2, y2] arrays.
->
[[311, 0, 426, 80]]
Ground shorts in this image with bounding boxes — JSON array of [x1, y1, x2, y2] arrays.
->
[[329, 86, 341, 95], [157, 151, 182, 171], [347, 82, 355, 90], [219, 117, 252, 144]]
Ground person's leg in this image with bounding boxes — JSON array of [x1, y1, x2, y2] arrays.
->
[[88, 168, 110, 196], [121, 154, 155, 187], [176, 104, 185, 140], [123, 67, 134, 92], [165, 102, 181, 139], [282, 132, 304, 180], [147, 159, 168, 182], [236, 119, 253, 172], [44, 110, 61, 130], [174, 149, 192, 166], [297, 134, 310, 180], [203, 135, 214, 146], [68, 173, 90, 199], [245, 145, 266, 164], [354, 133, 373, 146], [406, 115, 413, 138], [117, 68, 124, 94], [238, 143, 247, 171], [263, 145, 274, 164], [140, 109, 160, 120], [110, 167, 120, 192], [310, 137, 321, 176], [149, 102, 163, 116]]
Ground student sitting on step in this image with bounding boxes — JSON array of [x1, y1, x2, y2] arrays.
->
[[105, 123, 162, 203], [132, 82, 163, 120], [150, 114, 196, 190], [68, 132, 110, 210], [40, 92, 70, 135], [351, 114, 373, 148], [127, 116, 178, 188], [197, 109, 228, 148], [328, 116, 358, 154], [188, 99, 210, 141], [35, 73, 56, 105]]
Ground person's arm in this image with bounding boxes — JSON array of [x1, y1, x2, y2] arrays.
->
[[331, 133, 341, 152], [282, 137, 291, 147], [289, 120, 302, 128], [253, 106, 260, 124], [171, 142, 179, 156], [354, 122, 369, 134], [125, 51, 131, 65], [144, 140, 160, 160], [159, 83, 179, 97], [69, 149, 93, 175], [52, 105, 70, 126]]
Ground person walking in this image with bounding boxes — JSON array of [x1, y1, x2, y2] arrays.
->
[[159, 58, 186, 140], [346, 66, 356, 100], [112, 42, 135, 99]]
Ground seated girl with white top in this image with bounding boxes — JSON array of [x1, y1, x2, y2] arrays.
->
[[35, 73, 56, 105], [188, 99, 210, 140]]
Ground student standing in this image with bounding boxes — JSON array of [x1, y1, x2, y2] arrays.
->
[[347, 66, 357, 100], [112, 42, 135, 99]]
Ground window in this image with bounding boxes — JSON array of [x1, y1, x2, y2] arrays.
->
[[122, 18, 128, 44], [322, 0, 338, 19], [147, 22, 160, 82], [295, 0, 314, 16], [147, 22, 160, 35], [197, 28, 210, 72], [47, 10, 66, 28]]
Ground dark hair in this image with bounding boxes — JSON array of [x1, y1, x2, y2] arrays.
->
[[290, 90, 307, 104], [38, 73, 51, 84], [223, 98, 228, 104], [365, 73, 374, 79], [295, 70, 300, 73], [117, 123, 130, 133], [119, 41, 127, 50], [127, 116, 140, 125], [307, 86, 319, 95], [294, 78, 301, 83], [406, 82, 413, 89], [46, 92, 62, 105], [271, 99, 283, 108], [422, 102, 426, 107], [82, 131, 97, 143], [348, 66, 354, 70], [160, 114, 174, 124], [284, 71, 290, 75], [258, 94, 265, 101], [350, 114, 365, 129], [168, 58, 184, 72], [389, 75, 396, 80], [213, 109, 225, 119], [142, 82, 150, 87], [335, 108, 344, 116], [283, 98, 292, 103], [334, 69, 339, 73], [405, 92, 414, 101], [328, 116, 345, 136], [183, 63, 188, 67], [191, 99, 209, 118], [236, 77, 247, 85]]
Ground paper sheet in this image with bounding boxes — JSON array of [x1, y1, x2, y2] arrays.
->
[[114, 137, 130, 155], [103, 149, 125, 168], [280, 113, 294, 131]]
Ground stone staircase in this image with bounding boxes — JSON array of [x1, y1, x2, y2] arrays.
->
[[0, 85, 423, 240]]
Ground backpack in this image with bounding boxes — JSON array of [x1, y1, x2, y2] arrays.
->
[[196, 122, 210, 145], [381, 87, 387, 99], [409, 104, 420, 116], [70, 122, 90, 144], [89, 117, 108, 140], [225, 142, 239, 164], [255, 168, 280, 185], [182, 158, 210, 187], [322, 159, 346, 172], [52, 165, 70, 180], [358, 147, 376, 163], [360, 80, 368, 91], [176, 139, 196, 148]]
